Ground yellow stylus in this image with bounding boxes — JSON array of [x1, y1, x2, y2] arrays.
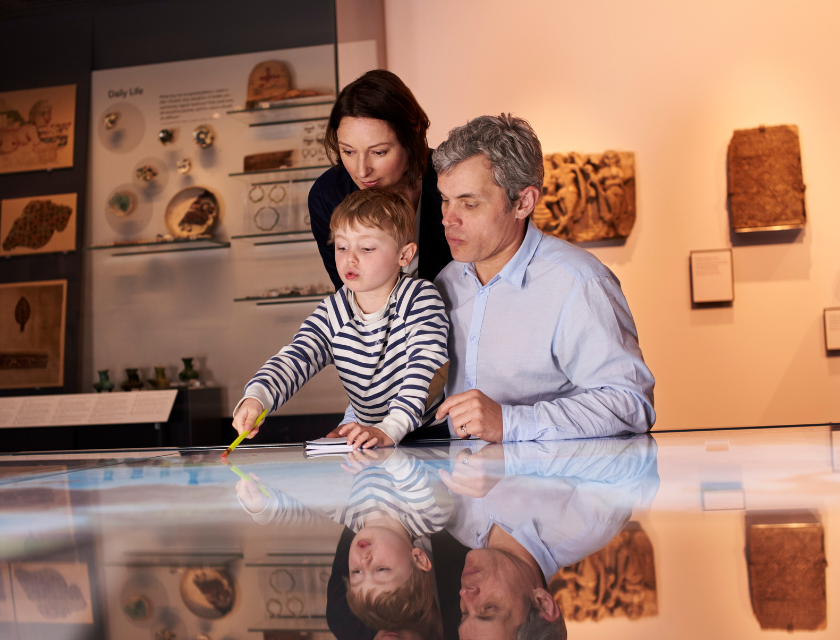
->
[[221, 408, 268, 460], [226, 462, 271, 497]]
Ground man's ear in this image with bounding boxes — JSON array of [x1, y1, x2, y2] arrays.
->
[[411, 547, 432, 572], [514, 185, 541, 220], [532, 587, 562, 622], [398, 242, 417, 267]]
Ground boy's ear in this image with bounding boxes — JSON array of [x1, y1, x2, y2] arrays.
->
[[398, 242, 417, 267], [411, 547, 432, 572]]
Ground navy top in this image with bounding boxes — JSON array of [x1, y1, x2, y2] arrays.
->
[[308, 153, 453, 290]]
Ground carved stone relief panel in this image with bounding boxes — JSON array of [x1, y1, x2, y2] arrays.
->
[[728, 124, 806, 232], [549, 525, 657, 622], [532, 150, 636, 243]]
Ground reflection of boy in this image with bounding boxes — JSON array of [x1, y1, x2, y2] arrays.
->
[[236, 448, 450, 634], [233, 187, 449, 449]]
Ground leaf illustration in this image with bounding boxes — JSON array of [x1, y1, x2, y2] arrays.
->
[[15, 296, 31, 332]]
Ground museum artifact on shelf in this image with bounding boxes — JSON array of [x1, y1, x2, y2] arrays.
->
[[164, 187, 220, 238], [245, 60, 325, 109], [121, 368, 143, 392], [192, 124, 214, 149], [148, 366, 170, 390], [93, 370, 115, 393], [532, 150, 636, 243], [1, 193, 77, 256], [179, 358, 200, 386], [176, 158, 191, 175], [549, 524, 657, 621], [728, 124, 806, 232], [747, 520, 826, 631], [243, 150, 294, 172], [690, 249, 734, 304]]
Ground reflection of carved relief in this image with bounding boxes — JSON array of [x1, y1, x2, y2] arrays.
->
[[748, 522, 826, 631], [548, 524, 656, 621], [728, 124, 806, 232], [532, 151, 635, 243]]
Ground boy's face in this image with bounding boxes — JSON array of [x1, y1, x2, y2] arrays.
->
[[348, 524, 428, 598], [334, 223, 415, 304]]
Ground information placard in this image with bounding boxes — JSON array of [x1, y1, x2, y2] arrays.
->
[[690, 249, 734, 304], [824, 308, 840, 351], [0, 390, 177, 429]]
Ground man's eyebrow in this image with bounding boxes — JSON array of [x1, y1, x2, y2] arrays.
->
[[438, 190, 480, 199]]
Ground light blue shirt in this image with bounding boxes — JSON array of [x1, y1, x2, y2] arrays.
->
[[434, 221, 655, 441], [445, 436, 660, 581]]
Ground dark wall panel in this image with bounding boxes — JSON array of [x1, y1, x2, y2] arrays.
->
[[93, 0, 336, 69], [0, 14, 92, 397]]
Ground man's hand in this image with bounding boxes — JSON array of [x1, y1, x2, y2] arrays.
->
[[235, 472, 268, 512], [439, 445, 505, 498], [336, 423, 395, 449], [435, 390, 504, 442], [233, 398, 265, 439]]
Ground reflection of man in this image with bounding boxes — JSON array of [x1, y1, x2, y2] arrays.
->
[[432, 115, 655, 442], [441, 436, 659, 639]]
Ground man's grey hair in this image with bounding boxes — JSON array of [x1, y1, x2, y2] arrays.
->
[[514, 602, 567, 640], [432, 114, 544, 207]]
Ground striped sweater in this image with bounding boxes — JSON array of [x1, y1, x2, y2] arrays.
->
[[242, 275, 450, 443], [244, 449, 452, 538]]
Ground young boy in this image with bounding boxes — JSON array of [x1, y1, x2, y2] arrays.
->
[[232, 186, 450, 448], [236, 447, 448, 636]]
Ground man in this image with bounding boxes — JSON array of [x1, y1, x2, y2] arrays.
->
[[443, 436, 660, 639], [432, 114, 655, 442]]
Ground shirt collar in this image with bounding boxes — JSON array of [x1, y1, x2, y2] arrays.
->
[[459, 220, 543, 290]]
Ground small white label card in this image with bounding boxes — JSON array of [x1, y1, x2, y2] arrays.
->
[[691, 249, 734, 304], [824, 308, 840, 351]]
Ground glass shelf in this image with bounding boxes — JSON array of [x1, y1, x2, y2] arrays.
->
[[86, 237, 230, 257], [234, 293, 331, 306], [229, 165, 330, 184], [231, 230, 315, 246], [227, 96, 335, 127]]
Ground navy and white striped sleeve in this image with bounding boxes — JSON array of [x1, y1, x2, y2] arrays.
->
[[377, 281, 450, 443], [238, 300, 336, 415]]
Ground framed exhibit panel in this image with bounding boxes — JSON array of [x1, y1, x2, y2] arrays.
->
[[10, 562, 94, 624], [824, 308, 840, 351], [0, 84, 76, 175], [0, 280, 67, 390], [0, 193, 77, 257], [690, 249, 734, 304]]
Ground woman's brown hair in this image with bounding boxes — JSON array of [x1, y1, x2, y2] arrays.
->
[[324, 70, 430, 183]]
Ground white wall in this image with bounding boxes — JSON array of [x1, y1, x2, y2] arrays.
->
[[384, 0, 840, 429]]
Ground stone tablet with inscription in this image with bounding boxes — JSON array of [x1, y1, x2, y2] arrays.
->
[[728, 124, 806, 232]]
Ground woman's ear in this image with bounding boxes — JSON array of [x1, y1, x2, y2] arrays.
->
[[532, 588, 562, 622], [411, 547, 432, 572], [398, 242, 417, 267]]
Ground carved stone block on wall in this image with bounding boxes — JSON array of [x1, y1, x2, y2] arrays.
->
[[728, 124, 806, 232], [532, 150, 636, 243], [748, 523, 826, 631], [548, 524, 656, 622]]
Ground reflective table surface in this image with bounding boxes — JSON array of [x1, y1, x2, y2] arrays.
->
[[1, 425, 837, 639]]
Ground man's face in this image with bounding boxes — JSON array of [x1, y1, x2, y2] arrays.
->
[[348, 524, 420, 599], [438, 154, 525, 269], [458, 549, 534, 640]]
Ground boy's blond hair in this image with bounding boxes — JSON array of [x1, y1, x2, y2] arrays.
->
[[344, 567, 442, 638], [329, 186, 415, 248]]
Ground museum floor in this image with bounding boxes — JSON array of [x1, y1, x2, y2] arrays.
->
[[1, 424, 837, 639]]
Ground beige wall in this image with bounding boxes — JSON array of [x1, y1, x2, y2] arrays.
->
[[384, 0, 840, 429]]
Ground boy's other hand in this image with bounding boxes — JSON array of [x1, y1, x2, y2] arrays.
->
[[235, 472, 268, 512], [439, 445, 506, 498], [233, 398, 265, 439], [338, 423, 395, 449]]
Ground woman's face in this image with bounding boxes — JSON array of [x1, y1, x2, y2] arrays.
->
[[336, 117, 410, 190]]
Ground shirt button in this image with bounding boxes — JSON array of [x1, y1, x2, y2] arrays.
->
[[471, 336, 477, 343], [479, 289, 486, 296]]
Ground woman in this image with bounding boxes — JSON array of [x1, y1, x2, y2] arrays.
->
[[309, 70, 452, 290]]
